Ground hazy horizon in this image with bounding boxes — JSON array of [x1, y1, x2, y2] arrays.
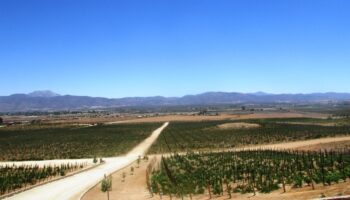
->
[[3, 89, 350, 99], [1, 0, 350, 98]]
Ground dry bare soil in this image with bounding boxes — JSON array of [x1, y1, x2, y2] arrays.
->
[[297, 140, 350, 152], [217, 122, 260, 129]]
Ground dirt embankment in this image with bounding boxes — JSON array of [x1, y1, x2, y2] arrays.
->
[[296, 140, 350, 152], [217, 122, 260, 129], [276, 122, 340, 127]]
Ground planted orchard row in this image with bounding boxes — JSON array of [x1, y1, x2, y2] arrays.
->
[[0, 163, 87, 195], [149, 120, 350, 153], [149, 150, 350, 199], [0, 123, 160, 161]]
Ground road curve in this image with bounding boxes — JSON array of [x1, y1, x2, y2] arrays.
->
[[5, 122, 169, 200]]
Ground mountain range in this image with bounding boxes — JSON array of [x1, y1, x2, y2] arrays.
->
[[1, 90, 350, 112]]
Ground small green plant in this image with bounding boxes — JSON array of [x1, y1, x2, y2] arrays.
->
[[101, 174, 112, 200], [93, 156, 98, 164], [137, 156, 141, 168], [122, 172, 126, 182], [60, 168, 66, 176]]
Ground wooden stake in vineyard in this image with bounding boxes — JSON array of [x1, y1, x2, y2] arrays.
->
[[137, 155, 141, 168], [122, 172, 126, 182], [130, 166, 134, 175], [207, 181, 212, 199]]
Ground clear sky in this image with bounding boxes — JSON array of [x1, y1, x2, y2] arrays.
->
[[1, 0, 350, 98]]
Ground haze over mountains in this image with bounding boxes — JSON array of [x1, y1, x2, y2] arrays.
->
[[1, 90, 350, 112]]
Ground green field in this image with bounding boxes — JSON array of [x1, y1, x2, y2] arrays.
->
[[149, 118, 350, 154], [149, 150, 350, 198], [0, 123, 160, 161]]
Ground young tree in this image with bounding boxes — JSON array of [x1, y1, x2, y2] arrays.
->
[[101, 174, 112, 200], [122, 172, 126, 182], [93, 156, 98, 164], [143, 155, 149, 161], [131, 167, 134, 175], [137, 156, 141, 168], [60, 168, 66, 176]]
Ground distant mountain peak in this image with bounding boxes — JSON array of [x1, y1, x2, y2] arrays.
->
[[252, 91, 269, 96], [28, 90, 60, 98]]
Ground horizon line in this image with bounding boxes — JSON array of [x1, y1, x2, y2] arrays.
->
[[2, 90, 350, 99]]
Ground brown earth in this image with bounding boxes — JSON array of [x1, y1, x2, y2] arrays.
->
[[82, 158, 152, 200], [276, 122, 340, 127], [234, 136, 350, 151], [296, 140, 350, 152], [143, 181, 350, 200]]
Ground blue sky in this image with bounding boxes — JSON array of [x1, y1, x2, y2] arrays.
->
[[1, 0, 350, 98]]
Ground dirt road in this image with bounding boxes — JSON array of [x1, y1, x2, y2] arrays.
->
[[4, 122, 169, 200]]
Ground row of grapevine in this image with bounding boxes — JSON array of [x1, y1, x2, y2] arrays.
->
[[0, 163, 87, 195], [149, 150, 350, 199], [146, 156, 159, 197]]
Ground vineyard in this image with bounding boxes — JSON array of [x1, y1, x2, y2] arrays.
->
[[148, 119, 350, 154], [0, 123, 160, 161], [0, 163, 87, 195], [149, 150, 350, 199]]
